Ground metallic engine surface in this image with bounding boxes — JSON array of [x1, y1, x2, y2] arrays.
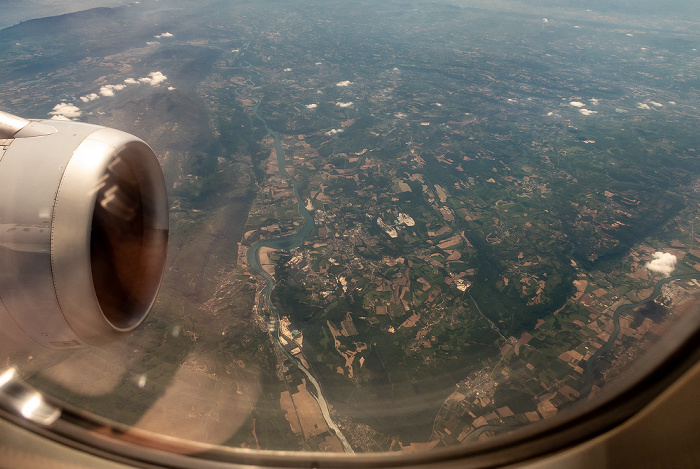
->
[[0, 114, 168, 350]]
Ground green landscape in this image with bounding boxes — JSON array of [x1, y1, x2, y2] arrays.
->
[[1, 0, 699, 453]]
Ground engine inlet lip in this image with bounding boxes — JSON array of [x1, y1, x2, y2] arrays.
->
[[51, 128, 168, 344]]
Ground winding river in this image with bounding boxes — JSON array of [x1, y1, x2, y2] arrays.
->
[[468, 271, 700, 440], [244, 96, 353, 452], [577, 271, 700, 401]]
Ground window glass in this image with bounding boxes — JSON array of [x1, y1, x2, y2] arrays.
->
[[1, 0, 699, 456]]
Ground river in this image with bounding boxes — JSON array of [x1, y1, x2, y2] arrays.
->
[[577, 271, 700, 401], [467, 271, 700, 440], [243, 91, 353, 452]]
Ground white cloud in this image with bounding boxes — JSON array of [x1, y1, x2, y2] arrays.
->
[[637, 103, 651, 110], [650, 101, 663, 107], [167, 86, 176, 91], [579, 109, 598, 115], [325, 128, 344, 135], [569, 101, 585, 108], [49, 103, 82, 120], [155, 32, 173, 39], [139, 71, 167, 86], [85, 73, 166, 101], [79, 93, 99, 102], [284, 68, 293, 72], [305, 103, 318, 109], [542, 18, 549, 23], [99, 84, 126, 97], [336, 80, 353, 87], [336, 101, 354, 108], [589, 98, 600, 105], [646, 252, 677, 277], [146, 41, 159, 46]]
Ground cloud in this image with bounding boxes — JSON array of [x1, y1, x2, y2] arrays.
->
[[100, 84, 126, 97], [155, 32, 173, 39], [336, 80, 353, 87], [579, 109, 598, 115], [49, 103, 81, 120], [139, 71, 167, 86], [646, 252, 677, 277], [79, 93, 99, 102], [336, 101, 354, 108], [305, 103, 318, 109], [650, 101, 663, 107], [637, 103, 651, 110], [74, 72, 168, 109], [284, 68, 293, 72], [569, 101, 585, 108], [325, 128, 344, 135], [86, 73, 167, 100]]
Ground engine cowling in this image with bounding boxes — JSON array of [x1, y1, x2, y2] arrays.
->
[[0, 111, 168, 349]]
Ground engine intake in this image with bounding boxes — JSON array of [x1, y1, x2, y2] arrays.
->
[[0, 111, 168, 349]]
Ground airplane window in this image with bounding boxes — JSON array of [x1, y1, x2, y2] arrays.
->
[[1, 0, 699, 466]]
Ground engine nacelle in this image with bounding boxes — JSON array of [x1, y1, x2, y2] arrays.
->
[[0, 111, 168, 350]]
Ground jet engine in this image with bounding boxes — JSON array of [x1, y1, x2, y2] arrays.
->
[[0, 111, 168, 350]]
